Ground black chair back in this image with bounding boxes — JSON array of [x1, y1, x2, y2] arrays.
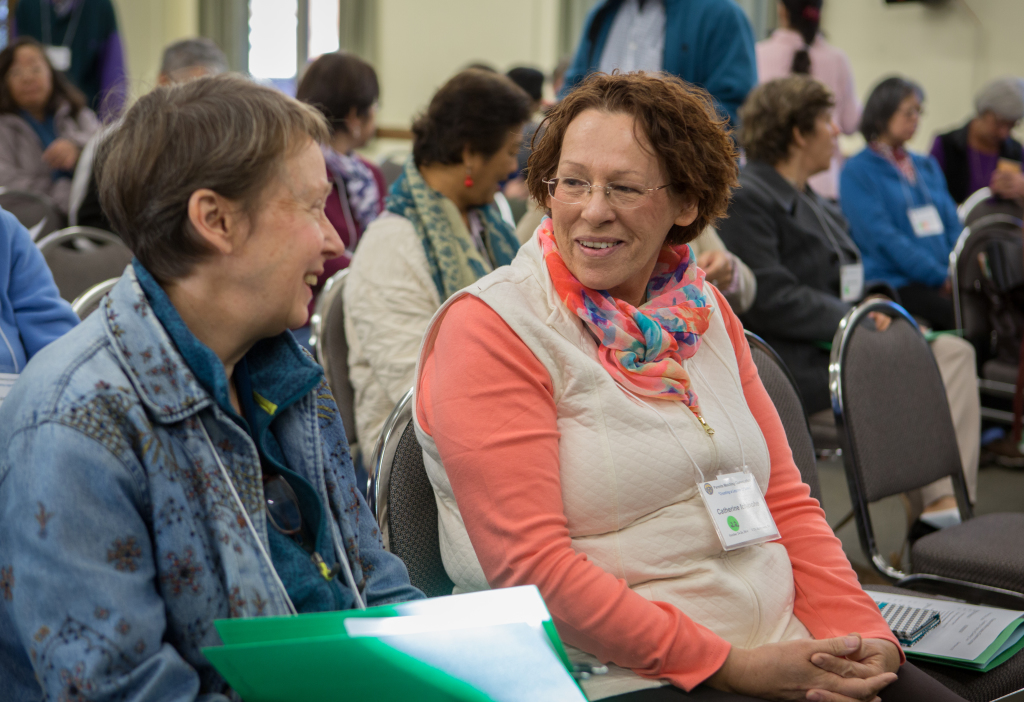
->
[[371, 389, 454, 598], [830, 299, 972, 579], [37, 227, 132, 302], [0, 188, 64, 239], [745, 331, 822, 503], [312, 270, 357, 447]]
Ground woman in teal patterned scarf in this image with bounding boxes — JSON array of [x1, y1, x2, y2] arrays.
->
[[344, 68, 532, 452]]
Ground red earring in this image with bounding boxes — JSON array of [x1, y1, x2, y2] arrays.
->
[[464, 169, 474, 188]]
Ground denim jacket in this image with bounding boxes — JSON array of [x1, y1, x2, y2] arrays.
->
[[0, 265, 421, 701]]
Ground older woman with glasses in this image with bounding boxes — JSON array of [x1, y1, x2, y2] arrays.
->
[[840, 76, 961, 331], [0, 75, 421, 702], [413, 72, 965, 701]]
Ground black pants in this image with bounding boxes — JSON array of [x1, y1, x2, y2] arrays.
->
[[896, 283, 956, 331], [605, 662, 967, 701]]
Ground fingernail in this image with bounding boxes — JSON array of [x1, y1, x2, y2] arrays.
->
[[844, 635, 859, 649], [807, 692, 822, 702]]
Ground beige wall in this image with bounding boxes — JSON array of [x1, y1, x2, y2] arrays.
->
[[112, 0, 199, 100], [822, 0, 1024, 153], [373, 0, 561, 129]]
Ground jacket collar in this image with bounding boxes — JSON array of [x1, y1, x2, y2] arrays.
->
[[102, 261, 322, 425], [741, 160, 800, 213]]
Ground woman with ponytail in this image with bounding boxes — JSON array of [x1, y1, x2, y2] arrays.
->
[[757, 1, 860, 200]]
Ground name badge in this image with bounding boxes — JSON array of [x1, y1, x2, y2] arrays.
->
[[908, 205, 944, 237], [840, 263, 864, 303], [698, 471, 780, 551], [44, 46, 72, 72], [0, 372, 18, 409]]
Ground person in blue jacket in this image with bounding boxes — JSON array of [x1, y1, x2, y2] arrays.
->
[[840, 76, 961, 330], [560, 0, 757, 128], [0, 74, 421, 702], [0, 206, 77, 375]]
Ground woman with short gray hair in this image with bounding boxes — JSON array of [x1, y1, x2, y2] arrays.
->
[[0, 73, 421, 702], [931, 76, 1024, 203]]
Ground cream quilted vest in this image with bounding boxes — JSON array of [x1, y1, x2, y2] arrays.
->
[[413, 238, 810, 699]]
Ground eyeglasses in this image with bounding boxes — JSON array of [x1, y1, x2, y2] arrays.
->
[[8, 65, 47, 82], [543, 177, 672, 210], [264, 475, 302, 536]]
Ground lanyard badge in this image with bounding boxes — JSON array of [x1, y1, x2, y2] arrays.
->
[[698, 471, 780, 551], [908, 205, 944, 237], [840, 263, 864, 303]]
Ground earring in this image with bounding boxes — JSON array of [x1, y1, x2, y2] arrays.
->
[[464, 167, 474, 188]]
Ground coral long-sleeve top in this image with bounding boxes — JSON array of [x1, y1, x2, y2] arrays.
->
[[416, 290, 900, 690]]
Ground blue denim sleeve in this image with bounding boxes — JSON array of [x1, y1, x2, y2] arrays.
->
[[0, 422, 229, 702]]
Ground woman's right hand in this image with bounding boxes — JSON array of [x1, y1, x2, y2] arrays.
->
[[705, 636, 898, 701], [42, 137, 80, 171]]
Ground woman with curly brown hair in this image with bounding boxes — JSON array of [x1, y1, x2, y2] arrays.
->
[[411, 72, 962, 701]]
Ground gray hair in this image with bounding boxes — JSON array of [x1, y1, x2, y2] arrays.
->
[[160, 38, 228, 80], [975, 77, 1024, 122]]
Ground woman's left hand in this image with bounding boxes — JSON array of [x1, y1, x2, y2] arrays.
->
[[42, 138, 81, 172], [809, 634, 901, 683], [698, 249, 734, 290]]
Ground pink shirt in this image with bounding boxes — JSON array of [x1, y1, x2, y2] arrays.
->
[[757, 29, 862, 200], [417, 291, 900, 691]]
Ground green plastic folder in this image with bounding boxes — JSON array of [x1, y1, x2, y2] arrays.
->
[[203, 585, 587, 702], [905, 617, 1024, 673]]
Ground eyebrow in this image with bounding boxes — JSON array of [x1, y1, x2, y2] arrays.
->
[[559, 161, 646, 179]]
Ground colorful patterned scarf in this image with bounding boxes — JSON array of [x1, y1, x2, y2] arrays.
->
[[386, 157, 520, 299], [871, 142, 917, 185], [537, 217, 714, 411]]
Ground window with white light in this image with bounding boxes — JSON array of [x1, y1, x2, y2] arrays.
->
[[248, 0, 299, 81], [308, 0, 340, 59]]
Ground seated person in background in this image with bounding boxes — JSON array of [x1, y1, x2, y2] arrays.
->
[[74, 36, 229, 231], [295, 51, 385, 347], [720, 75, 979, 524], [841, 76, 961, 331], [158, 37, 229, 84], [415, 71, 964, 702], [931, 76, 1024, 205], [0, 75, 421, 702], [0, 37, 99, 215], [344, 68, 530, 451], [0, 205, 77, 374]]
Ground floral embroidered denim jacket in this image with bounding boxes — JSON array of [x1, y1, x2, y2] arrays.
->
[[0, 265, 422, 701]]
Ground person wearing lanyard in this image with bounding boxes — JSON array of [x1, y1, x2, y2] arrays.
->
[[413, 72, 967, 702], [840, 76, 962, 332], [343, 68, 530, 454], [0, 75, 422, 702], [721, 75, 980, 530], [294, 52, 386, 350], [14, 0, 127, 120]]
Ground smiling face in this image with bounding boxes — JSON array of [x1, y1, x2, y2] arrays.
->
[[6, 44, 52, 114], [548, 109, 696, 306], [233, 138, 344, 334]]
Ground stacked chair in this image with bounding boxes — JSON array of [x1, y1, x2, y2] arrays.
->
[[950, 187, 1024, 425]]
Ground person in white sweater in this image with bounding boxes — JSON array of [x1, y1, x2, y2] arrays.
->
[[343, 68, 531, 451]]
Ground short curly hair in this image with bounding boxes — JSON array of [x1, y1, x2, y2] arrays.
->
[[412, 69, 532, 168], [738, 75, 835, 166], [526, 71, 738, 245]]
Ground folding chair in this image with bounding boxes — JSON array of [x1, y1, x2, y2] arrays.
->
[[311, 269, 358, 454], [371, 388, 454, 598], [70, 277, 119, 319], [36, 227, 132, 302], [0, 188, 64, 240], [752, 329, 1024, 700], [830, 298, 1024, 598], [949, 211, 1024, 425]]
